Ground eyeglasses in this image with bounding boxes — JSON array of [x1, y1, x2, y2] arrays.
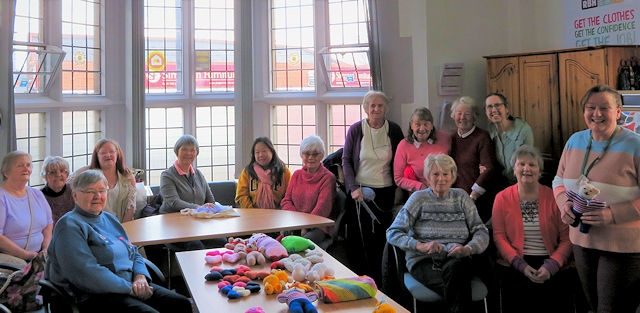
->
[[79, 189, 108, 197], [302, 152, 321, 158], [486, 103, 505, 110], [46, 170, 69, 176]]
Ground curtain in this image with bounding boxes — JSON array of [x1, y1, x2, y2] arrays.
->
[[0, 0, 17, 157], [365, 0, 383, 91]]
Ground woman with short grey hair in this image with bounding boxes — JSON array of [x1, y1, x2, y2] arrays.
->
[[281, 135, 336, 244], [41, 156, 74, 225]]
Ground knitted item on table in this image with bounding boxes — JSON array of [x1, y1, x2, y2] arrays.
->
[[315, 275, 377, 303]]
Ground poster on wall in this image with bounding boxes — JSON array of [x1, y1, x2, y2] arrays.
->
[[565, 0, 639, 47]]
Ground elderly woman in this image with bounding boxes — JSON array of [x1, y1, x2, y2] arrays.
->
[[493, 145, 575, 313], [342, 90, 404, 283], [46, 170, 192, 313], [387, 153, 489, 313], [394, 107, 450, 194], [281, 135, 336, 244], [553, 85, 640, 312], [160, 134, 224, 250], [41, 156, 74, 225], [485, 93, 534, 186], [0, 151, 53, 261], [73, 139, 136, 222], [449, 96, 498, 223]]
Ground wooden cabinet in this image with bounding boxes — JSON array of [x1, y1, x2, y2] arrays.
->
[[485, 45, 640, 184]]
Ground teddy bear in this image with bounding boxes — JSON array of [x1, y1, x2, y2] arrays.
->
[[263, 269, 290, 295], [567, 180, 606, 233], [277, 287, 319, 313], [248, 233, 288, 261], [222, 243, 248, 263]]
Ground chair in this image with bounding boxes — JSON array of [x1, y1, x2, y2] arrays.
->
[[39, 258, 165, 313], [318, 188, 347, 250], [388, 243, 488, 313], [208, 180, 238, 207]]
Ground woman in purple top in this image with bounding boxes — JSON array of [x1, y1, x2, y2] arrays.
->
[[0, 151, 53, 261], [40, 156, 74, 225]]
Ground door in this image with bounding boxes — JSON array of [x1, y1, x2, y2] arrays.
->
[[486, 56, 520, 116]]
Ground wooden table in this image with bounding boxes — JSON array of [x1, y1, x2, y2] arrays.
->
[[175, 247, 410, 313], [123, 209, 335, 246]]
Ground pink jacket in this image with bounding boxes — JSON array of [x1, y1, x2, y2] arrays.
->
[[492, 184, 572, 268]]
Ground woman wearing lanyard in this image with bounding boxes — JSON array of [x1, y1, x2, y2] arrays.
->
[[553, 85, 640, 312]]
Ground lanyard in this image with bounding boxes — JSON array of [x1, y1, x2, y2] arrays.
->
[[580, 126, 619, 178]]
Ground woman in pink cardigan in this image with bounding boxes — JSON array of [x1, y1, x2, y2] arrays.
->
[[281, 135, 336, 244], [492, 145, 577, 313]]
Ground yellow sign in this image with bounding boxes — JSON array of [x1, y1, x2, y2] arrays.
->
[[147, 51, 166, 71]]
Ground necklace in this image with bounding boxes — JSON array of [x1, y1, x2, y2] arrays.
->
[[580, 126, 619, 178]]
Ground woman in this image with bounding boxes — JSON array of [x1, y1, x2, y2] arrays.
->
[[41, 156, 74, 225], [449, 96, 497, 223], [281, 135, 336, 244], [342, 90, 404, 284], [159, 134, 215, 214], [485, 93, 534, 186], [0, 151, 53, 261], [387, 153, 489, 313], [493, 145, 575, 313], [45, 170, 191, 313], [236, 137, 291, 209], [553, 85, 640, 313], [394, 107, 450, 193], [74, 139, 136, 223]]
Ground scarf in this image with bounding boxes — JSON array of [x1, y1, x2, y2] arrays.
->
[[254, 164, 276, 209]]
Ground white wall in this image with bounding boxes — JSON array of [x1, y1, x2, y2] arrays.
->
[[381, 0, 566, 131]]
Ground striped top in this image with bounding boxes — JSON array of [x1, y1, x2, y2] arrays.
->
[[553, 127, 640, 252]]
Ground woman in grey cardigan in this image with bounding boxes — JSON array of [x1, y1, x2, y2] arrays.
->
[[159, 134, 221, 250]]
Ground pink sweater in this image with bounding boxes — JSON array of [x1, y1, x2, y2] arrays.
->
[[393, 131, 451, 192], [281, 164, 336, 234], [492, 184, 572, 268]]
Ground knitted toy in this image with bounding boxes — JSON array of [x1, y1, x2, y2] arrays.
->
[[315, 276, 377, 303], [225, 237, 246, 250], [280, 235, 315, 253], [245, 307, 265, 313], [263, 270, 290, 295], [222, 243, 248, 263], [567, 180, 606, 233], [205, 250, 234, 265], [373, 299, 396, 313], [246, 249, 267, 266], [305, 262, 335, 283], [248, 233, 288, 261], [277, 287, 319, 313]]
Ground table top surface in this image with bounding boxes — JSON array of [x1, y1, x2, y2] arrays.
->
[[175, 247, 410, 313], [123, 209, 335, 246]]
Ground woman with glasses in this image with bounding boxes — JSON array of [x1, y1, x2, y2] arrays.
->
[[72, 139, 136, 222], [485, 93, 534, 186], [41, 156, 74, 225], [281, 135, 336, 244], [46, 170, 191, 313]]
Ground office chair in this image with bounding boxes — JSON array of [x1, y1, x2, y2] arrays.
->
[[388, 243, 488, 313], [319, 188, 347, 251], [39, 258, 165, 313]]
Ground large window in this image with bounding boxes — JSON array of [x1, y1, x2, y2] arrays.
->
[[144, 0, 236, 185], [15, 113, 46, 187], [62, 110, 102, 172], [268, 0, 371, 164]]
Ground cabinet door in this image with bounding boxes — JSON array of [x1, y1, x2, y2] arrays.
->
[[486, 57, 519, 116], [518, 54, 559, 161], [558, 49, 606, 146]]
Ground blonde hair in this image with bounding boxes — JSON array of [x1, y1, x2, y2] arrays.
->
[[423, 153, 457, 183]]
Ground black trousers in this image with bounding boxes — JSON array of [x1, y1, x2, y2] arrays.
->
[[77, 283, 192, 313]]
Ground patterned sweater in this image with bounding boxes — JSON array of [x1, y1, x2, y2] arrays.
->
[[553, 127, 640, 252], [386, 188, 489, 272]]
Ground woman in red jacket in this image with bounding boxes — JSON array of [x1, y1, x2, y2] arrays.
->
[[492, 144, 577, 313]]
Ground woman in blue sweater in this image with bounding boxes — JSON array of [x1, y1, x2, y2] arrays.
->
[[46, 170, 191, 313]]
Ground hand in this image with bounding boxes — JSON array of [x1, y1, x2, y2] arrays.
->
[[351, 188, 363, 202], [581, 207, 614, 226], [531, 267, 551, 283], [523, 265, 541, 283], [416, 241, 444, 254], [478, 165, 487, 175], [130, 276, 153, 300], [202, 203, 216, 208], [447, 244, 472, 259], [23, 250, 38, 261], [560, 201, 576, 225], [469, 191, 479, 201]]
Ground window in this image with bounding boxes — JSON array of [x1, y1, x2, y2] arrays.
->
[[146, 107, 184, 185], [267, 0, 372, 168], [144, 0, 183, 94], [16, 113, 46, 187], [62, 110, 102, 173], [195, 106, 235, 179], [61, 0, 102, 95], [13, 0, 43, 44]]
